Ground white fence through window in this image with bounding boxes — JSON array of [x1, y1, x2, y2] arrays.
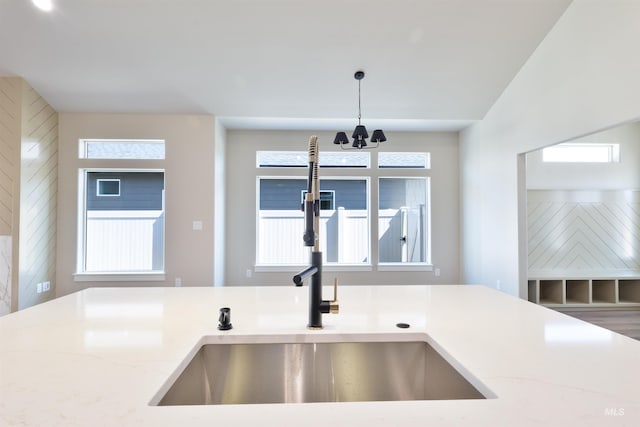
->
[[85, 210, 164, 272], [379, 207, 426, 263], [258, 208, 368, 265], [258, 207, 427, 265]]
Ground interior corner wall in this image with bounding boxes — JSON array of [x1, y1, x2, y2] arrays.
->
[[213, 118, 226, 286], [460, 0, 640, 297], [56, 113, 216, 297]]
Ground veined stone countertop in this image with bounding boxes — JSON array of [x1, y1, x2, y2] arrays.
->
[[1, 285, 639, 426]]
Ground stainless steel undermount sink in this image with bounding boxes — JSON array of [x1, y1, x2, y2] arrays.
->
[[152, 335, 494, 405]]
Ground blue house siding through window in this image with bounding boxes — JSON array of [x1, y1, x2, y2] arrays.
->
[[260, 179, 366, 210], [87, 172, 164, 210]]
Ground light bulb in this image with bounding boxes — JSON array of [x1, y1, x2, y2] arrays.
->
[[32, 0, 53, 12]]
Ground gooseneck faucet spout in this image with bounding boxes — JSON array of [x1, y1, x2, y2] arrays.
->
[[293, 136, 339, 329]]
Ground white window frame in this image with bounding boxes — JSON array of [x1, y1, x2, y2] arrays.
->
[[377, 176, 432, 268], [254, 150, 432, 272], [75, 138, 166, 282], [96, 178, 121, 197], [76, 168, 165, 281], [256, 175, 371, 270]]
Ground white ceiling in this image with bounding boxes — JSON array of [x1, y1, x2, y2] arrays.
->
[[0, 0, 572, 131]]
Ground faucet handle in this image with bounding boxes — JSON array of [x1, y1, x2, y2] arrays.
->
[[329, 278, 339, 314]]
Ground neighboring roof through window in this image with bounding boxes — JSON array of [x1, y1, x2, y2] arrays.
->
[[80, 139, 165, 159]]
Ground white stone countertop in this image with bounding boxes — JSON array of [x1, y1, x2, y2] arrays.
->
[[1, 285, 639, 426]]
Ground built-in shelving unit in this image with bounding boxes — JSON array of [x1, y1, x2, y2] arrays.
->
[[528, 277, 640, 308]]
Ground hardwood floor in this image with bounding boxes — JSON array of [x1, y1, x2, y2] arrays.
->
[[558, 309, 640, 341]]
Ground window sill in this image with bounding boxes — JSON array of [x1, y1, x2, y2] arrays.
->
[[254, 264, 373, 273], [74, 272, 166, 282], [377, 264, 433, 272]]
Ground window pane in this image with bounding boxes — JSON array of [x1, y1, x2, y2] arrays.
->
[[542, 143, 619, 163], [257, 178, 368, 265], [97, 179, 120, 196], [257, 151, 369, 168], [81, 139, 165, 159], [378, 152, 430, 169], [320, 152, 369, 168], [302, 191, 335, 210], [379, 178, 429, 263], [84, 171, 164, 272]]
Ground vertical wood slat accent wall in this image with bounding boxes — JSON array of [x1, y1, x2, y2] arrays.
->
[[528, 190, 640, 275], [18, 83, 58, 310]]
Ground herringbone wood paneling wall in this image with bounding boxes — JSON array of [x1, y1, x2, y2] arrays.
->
[[18, 83, 58, 309], [528, 190, 640, 274], [0, 77, 21, 314], [0, 78, 20, 236]]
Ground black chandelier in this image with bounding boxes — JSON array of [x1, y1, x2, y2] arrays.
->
[[333, 71, 387, 150]]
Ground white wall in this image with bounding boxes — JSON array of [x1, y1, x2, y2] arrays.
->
[[460, 0, 640, 297], [225, 129, 459, 286], [527, 121, 640, 190], [57, 114, 216, 296]]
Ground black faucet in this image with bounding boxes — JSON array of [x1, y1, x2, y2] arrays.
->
[[293, 136, 339, 329], [293, 253, 338, 329]]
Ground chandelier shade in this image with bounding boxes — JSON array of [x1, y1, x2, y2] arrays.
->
[[370, 129, 387, 143], [333, 131, 349, 145], [352, 125, 369, 140]]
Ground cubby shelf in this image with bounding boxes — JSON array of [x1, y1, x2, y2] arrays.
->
[[528, 277, 640, 308]]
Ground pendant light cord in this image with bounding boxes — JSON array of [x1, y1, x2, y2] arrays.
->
[[358, 78, 362, 125]]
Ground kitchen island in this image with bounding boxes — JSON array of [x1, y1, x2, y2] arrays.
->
[[1, 285, 639, 426]]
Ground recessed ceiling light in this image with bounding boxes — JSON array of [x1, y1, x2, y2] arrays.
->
[[32, 0, 53, 12]]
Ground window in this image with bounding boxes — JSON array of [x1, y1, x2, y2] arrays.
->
[[257, 177, 369, 265], [379, 152, 430, 169], [378, 177, 430, 264], [77, 140, 165, 279], [96, 179, 120, 196], [256, 150, 431, 269], [257, 151, 370, 168], [302, 190, 335, 210], [82, 171, 164, 274], [80, 139, 165, 159], [542, 143, 620, 163]]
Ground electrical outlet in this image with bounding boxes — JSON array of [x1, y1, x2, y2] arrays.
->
[[175, 277, 182, 287], [36, 282, 43, 293], [434, 268, 441, 277], [246, 269, 252, 278], [42, 281, 50, 292], [192, 220, 203, 231]]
